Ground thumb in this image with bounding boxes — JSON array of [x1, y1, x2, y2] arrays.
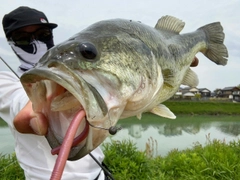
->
[[13, 101, 48, 135]]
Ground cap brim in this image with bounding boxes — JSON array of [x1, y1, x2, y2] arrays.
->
[[6, 22, 58, 37], [18, 22, 58, 29], [44, 23, 58, 29]]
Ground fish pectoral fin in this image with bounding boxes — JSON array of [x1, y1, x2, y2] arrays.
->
[[155, 15, 185, 34], [182, 68, 199, 87], [150, 104, 176, 119]]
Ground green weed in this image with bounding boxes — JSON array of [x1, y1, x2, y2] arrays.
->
[[103, 137, 240, 180], [0, 153, 24, 180], [1, 138, 240, 180]]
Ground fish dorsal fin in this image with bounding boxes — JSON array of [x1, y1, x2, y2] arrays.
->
[[182, 68, 199, 87], [150, 104, 176, 119], [155, 15, 185, 34]]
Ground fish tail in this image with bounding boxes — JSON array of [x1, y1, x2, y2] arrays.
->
[[198, 22, 228, 65]]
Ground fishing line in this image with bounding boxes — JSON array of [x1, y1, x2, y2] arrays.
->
[[87, 112, 122, 135], [0, 56, 19, 78], [89, 152, 115, 180], [107, 111, 121, 135], [88, 121, 122, 135]]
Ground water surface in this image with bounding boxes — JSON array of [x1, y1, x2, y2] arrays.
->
[[104, 114, 240, 156], [0, 126, 15, 154], [1, 115, 240, 156]]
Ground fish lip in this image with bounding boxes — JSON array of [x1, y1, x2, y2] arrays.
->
[[49, 119, 90, 159], [20, 67, 96, 159], [45, 119, 90, 160]]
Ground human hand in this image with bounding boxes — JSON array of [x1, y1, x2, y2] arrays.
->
[[13, 100, 48, 135]]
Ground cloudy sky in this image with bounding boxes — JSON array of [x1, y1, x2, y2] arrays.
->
[[0, 0, 239, 91]]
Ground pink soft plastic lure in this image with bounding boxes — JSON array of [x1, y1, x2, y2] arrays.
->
[[50, 110, 87, 180]]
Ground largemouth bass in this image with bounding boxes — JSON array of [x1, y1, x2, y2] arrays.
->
[[20, 16, 228, 163]]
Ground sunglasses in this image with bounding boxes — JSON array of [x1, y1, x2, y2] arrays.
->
[[10, 27, 53, 45]]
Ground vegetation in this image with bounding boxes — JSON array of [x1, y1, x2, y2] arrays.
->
[[163, 101, 240, 115], [2, 137, 240, 180], [0, 101, 239, 179], [103, 137, 240, 180], [0, 118, 7, 126], [0, 154, 24, 180]]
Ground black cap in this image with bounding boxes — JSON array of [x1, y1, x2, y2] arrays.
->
[[2, 6, 58, 37]]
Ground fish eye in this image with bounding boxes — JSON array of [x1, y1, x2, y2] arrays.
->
[[79, 43, 98, 61]]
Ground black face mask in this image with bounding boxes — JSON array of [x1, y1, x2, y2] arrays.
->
[[9, 40, 54, 72], [15, 38, 54, 54]]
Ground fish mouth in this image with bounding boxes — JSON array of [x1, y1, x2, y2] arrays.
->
[[43, 81, 90, 160], [20, 65, 107, 160]]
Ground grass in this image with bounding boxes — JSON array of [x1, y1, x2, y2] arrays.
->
[[2, 137, 240, 180], [0, 101, 240, 179], [103, 137, 240, 180], [0, 153, 24, 180], [163, 101, 240, 115], [0, 118, 7, 126]]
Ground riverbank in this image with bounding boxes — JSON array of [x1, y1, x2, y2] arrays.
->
[[163, 100, 240, 115]]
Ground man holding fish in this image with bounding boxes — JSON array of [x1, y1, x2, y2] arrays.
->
[[0, 6, 108, 180], [1, 3, 227, 180]]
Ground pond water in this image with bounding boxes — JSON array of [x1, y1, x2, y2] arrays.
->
[[0, 126, 15, 155], [1, 115, 240, 156], [104, 114, 240, 156]]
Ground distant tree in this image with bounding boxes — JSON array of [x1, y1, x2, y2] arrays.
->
[[195, 93, 201, 99], [214, 88, 222, 97], [237, 84, 240, 88], [213, 88, 220, 93]]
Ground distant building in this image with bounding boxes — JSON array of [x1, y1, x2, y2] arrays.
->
[[189, 87, 198, 94], [173, 87, 211, 99], [233, 91, 240, 102], [198, 88, 211, 98], [172, 86, 240, 102], [220, 87, 240, 101]]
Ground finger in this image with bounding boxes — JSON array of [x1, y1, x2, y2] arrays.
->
[[13, 101, 48, 135], [29, 112, 48, 135]]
